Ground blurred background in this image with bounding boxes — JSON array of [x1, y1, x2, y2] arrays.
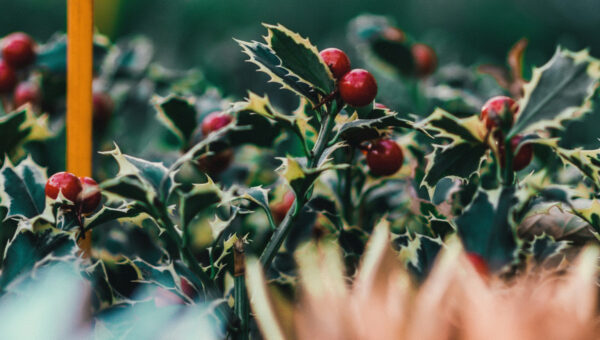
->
[[2, 0, 600, 99]]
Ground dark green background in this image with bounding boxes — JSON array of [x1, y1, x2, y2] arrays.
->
[[2, 0, 599, 97]]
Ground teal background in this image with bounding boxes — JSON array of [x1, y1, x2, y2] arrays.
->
[[2, 0, 599, 97]]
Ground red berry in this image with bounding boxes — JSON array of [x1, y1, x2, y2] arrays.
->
[[13, 82, 40, 108], [45, 172, 82, 203], [366, 139, 404, 176], [480, 96, 518, 131], [271, 191, 295, 224], [201, 112, 233, 137], [509, 135, 533, 171], [466, 252, 489, 278], [411, 43, 437, 77], [319, 48, 351, 79], [0, 60, 17, 93], [79, 177, 101, 214], [2, 32, 36, 69], [93, 92, 114, 127], [196, 149, 234, 175], [339, 69, 378, 107]]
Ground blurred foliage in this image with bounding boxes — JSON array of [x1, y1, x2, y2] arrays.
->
[[2, 0, 600, 105]]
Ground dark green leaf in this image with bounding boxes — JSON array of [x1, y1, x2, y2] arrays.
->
[[0, 156, 47, 219]]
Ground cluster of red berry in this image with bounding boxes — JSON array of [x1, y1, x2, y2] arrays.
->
[[195, 111, 234, 175], [480, 96, 533, 171], [320, 48, 404, 177], [0, 33, 40, 109], [45, 172, 101, 215]]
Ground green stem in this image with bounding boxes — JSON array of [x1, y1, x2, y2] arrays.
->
[[501, 138, 515, 185], [342, 149, 355, 224], [233, 241, 249, 340], [260, 101, 340, 270]]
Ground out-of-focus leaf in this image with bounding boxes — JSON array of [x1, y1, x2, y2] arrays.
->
[[154, 95, 198, 149]]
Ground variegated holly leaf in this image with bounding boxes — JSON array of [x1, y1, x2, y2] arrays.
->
[[153, 95, 198, 148], [277, 156, 348, 198], [84, 203, 143, 231], [236, 24, 335, 105], [421, 143, 488, 199], [179, 179, 223, 229], [527, 233, 570, 264], [419, 109, 488, 198], [0, 227, 78, 289], [226, 186, 276, 229], [333, 109, 421, 146], [240, 92, 296, 128], [397, 234, 443, 281], [0, 156, 47, 220], [0, 108, 51, 164], [455, 188, 518, 270], [416, 108, 485, 144], [100, 145, 177, 209], [509, 48, 600, 137]]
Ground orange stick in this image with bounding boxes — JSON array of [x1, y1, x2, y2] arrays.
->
[[67, 0, 94, 254]]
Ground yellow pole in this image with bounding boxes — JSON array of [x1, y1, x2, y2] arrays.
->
[[67, 0, 94, 254]]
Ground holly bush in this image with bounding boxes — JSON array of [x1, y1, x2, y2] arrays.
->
[[1, 14, 600, 339]]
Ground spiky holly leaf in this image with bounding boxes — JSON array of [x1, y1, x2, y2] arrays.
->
[[100, 145, 176, 208], [0, 227, 78, 289], [509, 49, 600, 137], [265, 24, 335, 94], [36, 34, 110, 73], [0, 156, 47, 220], [455, 188, 518, 270], [153, 95, 198, 149], [179, 179, 223, 229], [398, 234, 443, 281], [528, 233, 570, 264], [419, 109, 488, 198], [333, 109, 420, 146], [84, 203, 143, 231], [226, 186, 276, 229], [236, 24, 334, 105], [421, 143, 488, 199], [416, 108, 484, 144], [277, 156, 347, 198], [0, 108, 51, 164]]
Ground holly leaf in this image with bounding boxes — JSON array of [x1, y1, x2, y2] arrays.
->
[[0, 227, 78, 289], [509, 48, 600, 137], [0, 108, 51, 164], [263, 24, 335, 95], [236, 23, 335, 105], [421, 143, 488, 198], [153, 95, 198, 148], [179, 179, 223, 229], [277, 156, 347, 198], [100, 145, 177, 208], [84, 203, 143, 231], [334, 109, 421, 146], [455, 188, 518, 270], [398, 234, 443, 281], [0, 156, 47, 220], [416, 108, 484, 144]]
